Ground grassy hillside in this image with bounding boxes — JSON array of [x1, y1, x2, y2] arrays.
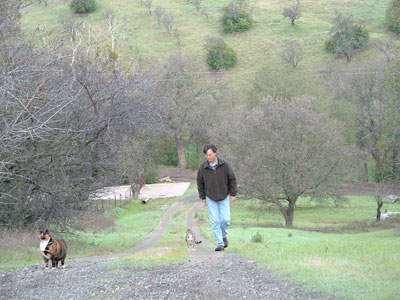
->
[[21, 0, 393, 90]]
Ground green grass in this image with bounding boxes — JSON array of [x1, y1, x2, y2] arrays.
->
[[66, 183, 196, 258], [65, 196, 178, 258], [20, 0, 395, 92], [108, 200, 191, 269], [0, 183, 197, 274], [0, 182, 197, 273], [228, 196, 400, 230], [107, 183, 199, 269], [197, 196, 400, 300], [230, 228, 400, 300]]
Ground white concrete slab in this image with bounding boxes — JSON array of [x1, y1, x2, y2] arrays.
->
[[91, 185, 132, 200], [139, 182, 191, 200]]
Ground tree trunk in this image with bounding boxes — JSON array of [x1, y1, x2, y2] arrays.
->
[[363, 159, 369, 182], [376, 197, 383, 220], [284, 200, 296, 227], [392, 148, 399, 180], [373, 148, 382, 182], [175, 134, 186, 169]]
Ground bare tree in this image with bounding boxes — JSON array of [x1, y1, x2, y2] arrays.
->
[[234, 0, 250, 9], [282, 0, 301, 25], [161, 12, 175, 34], [375, 37, 399, 63], [154, 5, 165, 25], [333, 62, 389, 182], [0, 3, 162, 226], [201, 6, 209, 19], [118, 137, 157, 198], [229, 97, 351, 227], [173, 28, 182, 47], [385, 59, 400, 181], [279, 39, 303, 68], [155, 54, 221, 168], [59, 16, 83, 42], [103, 8, 121, 51], [193, 0, 202, 12], [145, 0, 152, 15]]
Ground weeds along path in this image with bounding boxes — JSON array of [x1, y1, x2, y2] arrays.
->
[[0, 193, 338, 300]]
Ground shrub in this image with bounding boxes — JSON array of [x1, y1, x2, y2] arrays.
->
[[251, 232, 264, 243], [331, 25, 369, 53], [205, 37, 237, 70], [152, 137, 178, 167], [387, 0, 400, 33], [184, 144, 204, 169], [324, 39, 337, 53], [144, 167, 158, 184], [325, 12, 369, 61], [221, 5, 253, 33], [69, 0, 97, 14]]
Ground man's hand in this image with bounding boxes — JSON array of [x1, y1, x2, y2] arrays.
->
[[202, 199, 206, 206], [230, 195, 236, 203]]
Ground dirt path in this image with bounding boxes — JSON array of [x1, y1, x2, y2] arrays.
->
[[0, 192, 338, 300]]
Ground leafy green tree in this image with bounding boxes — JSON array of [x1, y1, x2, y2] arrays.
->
[[205, 37, 237, 70], [221, 0, 253, 33], [387, 0, 400, 34], [69, 0, 97, 14], [325, 11, 369, 62]]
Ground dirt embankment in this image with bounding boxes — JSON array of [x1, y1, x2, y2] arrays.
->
[[158, 167, 197, 182]]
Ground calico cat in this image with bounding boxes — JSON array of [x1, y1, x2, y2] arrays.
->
[[185, 228, 202, 250], [39, 229, 67, 269]]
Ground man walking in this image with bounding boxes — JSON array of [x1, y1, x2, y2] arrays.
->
[[197, 144, 237, 251]]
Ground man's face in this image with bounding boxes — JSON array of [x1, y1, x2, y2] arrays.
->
[[205, 149, 217, 164]]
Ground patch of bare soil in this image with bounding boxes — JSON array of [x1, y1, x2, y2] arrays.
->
[[157, 167, 197, 182]]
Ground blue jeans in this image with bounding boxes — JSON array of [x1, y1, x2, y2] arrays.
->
[[206, 195, 231, 246]]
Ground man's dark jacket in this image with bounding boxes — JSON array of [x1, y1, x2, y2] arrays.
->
[[197, 157, 237, 202]]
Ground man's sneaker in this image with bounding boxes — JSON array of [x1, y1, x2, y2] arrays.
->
[[223, 237, 228, 248], [215, 245, 224, 251]]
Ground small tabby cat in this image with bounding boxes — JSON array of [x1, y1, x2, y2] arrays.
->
[[185, 228, 202, 250]]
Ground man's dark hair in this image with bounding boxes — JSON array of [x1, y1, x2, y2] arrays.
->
[[203, 144, 217, 154]]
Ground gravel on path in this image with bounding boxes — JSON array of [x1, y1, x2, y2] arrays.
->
[[0, 193, 339, 300]]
